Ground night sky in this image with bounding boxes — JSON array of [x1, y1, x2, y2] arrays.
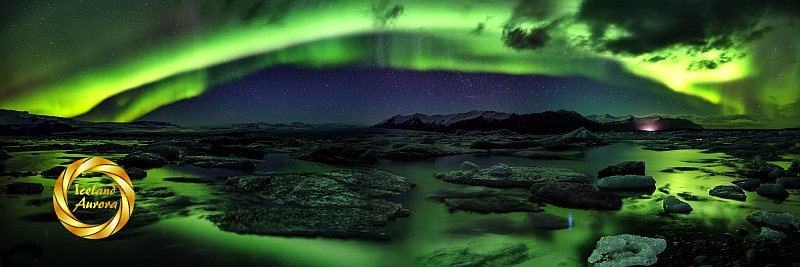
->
[[1, 0, 799, 127], [138, 66, 711, 125]]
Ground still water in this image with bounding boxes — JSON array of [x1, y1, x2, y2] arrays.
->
[[1, 142, 797, 266]]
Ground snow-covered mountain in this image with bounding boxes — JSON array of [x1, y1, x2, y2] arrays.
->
[[373, 110, 605, 133]]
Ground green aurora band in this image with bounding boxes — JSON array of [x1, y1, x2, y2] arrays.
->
[[1, 0, 798, 126]]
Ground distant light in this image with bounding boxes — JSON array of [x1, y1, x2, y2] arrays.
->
[[640, 126, 657, 132]]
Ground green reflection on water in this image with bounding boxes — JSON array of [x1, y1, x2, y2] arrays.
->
[[1, 143, 799, 267]]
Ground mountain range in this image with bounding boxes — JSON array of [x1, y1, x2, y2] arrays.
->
[[373, 110, 702, 133]]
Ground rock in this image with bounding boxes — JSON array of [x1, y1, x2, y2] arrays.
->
[[596, 175, 656, 189], [523, 213, 570, 230], [663, 196, 693, 214], [588, 234, 667, 267], [418, 243, 530, 267], [598, 161, 646, 178], [424, 187, 505, 201], [182, 156, 256, 171], [435, 165, 590, 188], [193, 160, 256, 170], [198, 136, 237, 145], [756, 183, 789, 199], [789, 159, 800, 173], [230, 146, 266, 160], [746, 210, 797, 231], [746, 155, 785, 179], [0, 149, 12, 160], [124, 167, 147, 180], [211, 170, 413, 240], [709, 185, 747, 201], [693, 255, 707, 264], [532, 182, 622, 210], [777, 177, 800, 189], [142, 145, 183, 161], [299, 145, 364, 164], [732, 179, 761, 191], [39, 166, 66, 178], [459, 161, 480, 170], [447, 218, 517, 236], [489, 163, 513, 177], [553, 127, 607, 145], [442, 195, 542, 213], [512, 149, 584, 159], [386, 144, 450, 160], [4, 182, 44, 194], [737, 228, 749, 236], [118, 152, 166, 169], [760, 227, 785, 243], [356, 149, 380, 163]]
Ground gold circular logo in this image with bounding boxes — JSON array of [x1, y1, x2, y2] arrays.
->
[[52, 157, 135, 239]]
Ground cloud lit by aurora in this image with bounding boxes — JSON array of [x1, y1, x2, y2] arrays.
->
[[1, 0, 798, 127]]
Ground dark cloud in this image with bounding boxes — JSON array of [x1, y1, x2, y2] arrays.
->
[[574, 0, 800, 67], [372, 0, 404, 28], [509, 0, 567, 21], [502, 26, 551, 50]]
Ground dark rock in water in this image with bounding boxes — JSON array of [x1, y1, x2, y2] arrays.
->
[[598, 161, 646, 178], [0, 149, 12, 160], [182, 156, 256, 170], [596, 175, 656, 189], [212, 170, 413, 240], [459, 161, 480, 170], [743, 155, 786, 180], [709, 185, 746, 201], [512, 149, 584, 159], [141, 145, 183, 161], [523, 213, 569, 230], [448, 218, 517, 236], [746, 210, 797, 231], [531, 182, 622, 210], [434, 164, 590, 188], [418, 243, 530, 267], [469, 140, 540, 150], [148, 140, 195, 148], [756, 183, 789, 199], [119, 152, 166, 169], [40, 166, 66, 178], [663, 196, 693, 214], [789, 159, 800, 174], [759, 227, 785, 243], [776, 177, 800, 189], [299, 145, 366, 164], [424, 187, 505, 201], [587, 234, 667, 267], [208, 143, 233, 156], [215, 145, 265, 159], [385, 144, 450, 160], [356, 148, 380, 163], [732, 179, 761, 191], [442, 195, 542, 213], [124, 167, 147, 180], [4, 182, 44, 194], [198, 136, 238, 145]]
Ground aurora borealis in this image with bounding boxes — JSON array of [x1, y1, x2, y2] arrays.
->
[[1, 0, 799, 127]]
